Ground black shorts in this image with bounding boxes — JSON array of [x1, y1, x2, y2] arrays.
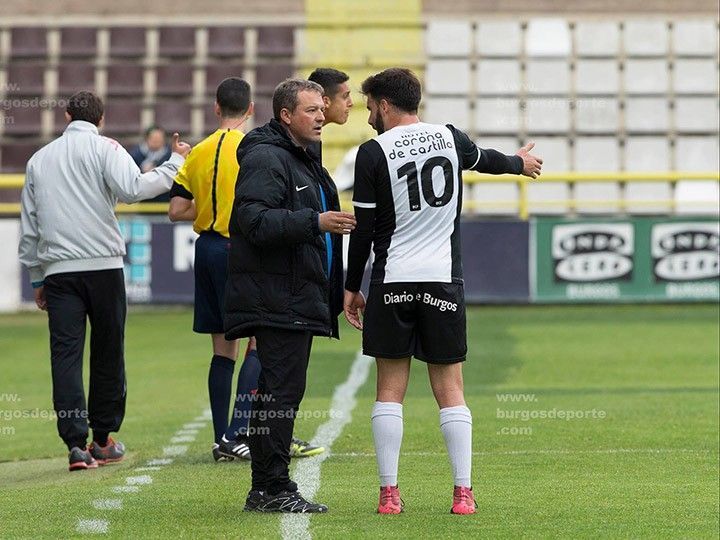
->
[[193, 231, 229, 334], [362, 282, 467, 364]]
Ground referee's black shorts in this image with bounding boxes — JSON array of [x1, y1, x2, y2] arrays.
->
[[193, 231, 229, 334], [362, 282, 467, 364]]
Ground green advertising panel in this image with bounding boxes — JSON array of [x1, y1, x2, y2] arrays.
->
[[533, 217, 719, 302]]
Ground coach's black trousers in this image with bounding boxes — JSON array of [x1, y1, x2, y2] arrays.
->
[[250, 327, 313, 494], [44, 269, 127, 450]]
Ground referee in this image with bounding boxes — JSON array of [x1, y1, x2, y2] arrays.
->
[[168, 78, 259, 461]]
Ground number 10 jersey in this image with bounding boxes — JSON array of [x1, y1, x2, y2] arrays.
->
[[352, 122, 481, 285]]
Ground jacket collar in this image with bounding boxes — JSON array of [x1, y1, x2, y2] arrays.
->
[[64, 120, 100, 134]]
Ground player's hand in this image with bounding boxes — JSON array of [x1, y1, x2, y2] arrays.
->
[[344, 290, 366, 330], [516, 141, 543, 179], [34, 286, 47, 311], [319, 211, 356, 235], [172, 133, 192, 158]]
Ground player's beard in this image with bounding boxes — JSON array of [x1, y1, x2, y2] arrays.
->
[[372, 114, 385, 135]]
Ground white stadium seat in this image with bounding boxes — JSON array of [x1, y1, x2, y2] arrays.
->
[[476, 21, 522, 56], [425, 59, 471, 95], [476, 60, 521, 94], [624, 137, 674, 214], [673, 59, 719, 94], [625, 98, 670, 132], [475, 98, 520, 134], [575, 21, 620, 57], [672, 20, 719, 56], [623, 20, 669, 56], [624, 60, 669, 94], [525, 60, 570, 94], [675, 97, 720, 133], [526, 19, 571, 57], [574, 137, 621, 213], [524, 97, 570, 133], [575, 97, 620, 133], [425, 20, 472, 57], [424, 97, 471, 131], [575, 60, 620, 94]]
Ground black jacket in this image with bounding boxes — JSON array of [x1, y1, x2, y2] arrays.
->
[[223, 119, 344, 340]]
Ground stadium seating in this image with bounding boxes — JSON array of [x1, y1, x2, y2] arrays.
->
[[9, 27, 47, 59], [205, 64, 246, 95], [3, 64, 45, 97], [57, 62, 97, 97], [158, 27, 196, 58], [102, 100, 143, 136], [109, 27, 146, 58], [153, 101, 193, 135], [155, 64, 194, 96], [59, 27, 98, 58], [207, 27, 246, 59], [106, 64, 145, 97]]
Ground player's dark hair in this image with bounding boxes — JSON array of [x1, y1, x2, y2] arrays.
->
[[361, 68, 421, 114], [66, 91, 104, 126], [308, 68, 349, 99], [216, 77, 251, 118], [272, 78, 324, 120]]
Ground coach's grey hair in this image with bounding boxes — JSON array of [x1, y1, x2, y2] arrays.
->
[[272, 78, 324, 120]]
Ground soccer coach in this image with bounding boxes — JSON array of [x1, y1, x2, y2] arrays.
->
[[224, 79, 355, 513], [18, 91, 191, 471]]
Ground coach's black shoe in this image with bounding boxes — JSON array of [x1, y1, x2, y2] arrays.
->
[[68, 446, 98, 472], [245, 489, 328, 513], [243, 490, 266, 511], [213, 435, 251, 462]]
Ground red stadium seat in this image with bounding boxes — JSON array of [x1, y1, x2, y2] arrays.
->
[[109, 27, 147, 58], [0, 142, 40, 173], [159, 27, 196, 58], [205, 63, 246, 95], [252, 98, 273, 126], [4, 64, 46, 97], [60, 27, 98, 58], [57, 62, 97, 96], [106, 64, 145, 97], [255, 63, 294, 94], [154, 100, 192, 134], [155, 64, 194, 96], [202, 101, 220, 134], [257, 26, 294, 57], [9, 27, 47, 59], [2, 105, 43, 137], [102, 99, 143, 136], [207, 27, 245, 59]]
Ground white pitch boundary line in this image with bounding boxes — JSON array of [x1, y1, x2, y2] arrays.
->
[[76, 408, 211, 535], [330, 448, 715, 458], [281, 351, 373, 540]]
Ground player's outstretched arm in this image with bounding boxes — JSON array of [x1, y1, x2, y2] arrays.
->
[[515, 142, 543, 179]]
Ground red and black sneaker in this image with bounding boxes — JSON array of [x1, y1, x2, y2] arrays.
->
[[88, 437, 126, 465], [68, 446, 98, 472]]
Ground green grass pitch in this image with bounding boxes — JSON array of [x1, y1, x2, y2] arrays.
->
[[0, 304, 718, 538]]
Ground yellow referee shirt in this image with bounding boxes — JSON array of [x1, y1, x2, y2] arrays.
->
[[170, 128, 244, 238]]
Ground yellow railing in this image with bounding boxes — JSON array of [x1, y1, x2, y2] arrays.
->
[[1, 172, 718, 219]]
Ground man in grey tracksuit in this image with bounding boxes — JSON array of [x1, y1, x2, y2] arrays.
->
[[18, 91, 191, 471]]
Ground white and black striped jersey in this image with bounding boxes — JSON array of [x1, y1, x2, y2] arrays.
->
[[345, 122, 523, 291]]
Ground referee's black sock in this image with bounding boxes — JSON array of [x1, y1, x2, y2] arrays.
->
[[208, 355, 235, 444]]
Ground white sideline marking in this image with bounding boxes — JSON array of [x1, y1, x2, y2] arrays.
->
[[163, 445, 188, 456], [76, 519, 108, 534], [176, 429, 199, 435], [125, 475, 152, 485], [183, 422, 207, 430], [134, 466, 162, 472], [330, 448, 714, 458], [147, 458, 173, 466], [111, 486, 140, 494], [281, 351, 372, 540], [92, 499, 122, 510], [170, 435, 196, 443]]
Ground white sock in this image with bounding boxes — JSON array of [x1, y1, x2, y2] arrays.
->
[[371, 401, 403, 487], [439, 405, 472, 488]]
